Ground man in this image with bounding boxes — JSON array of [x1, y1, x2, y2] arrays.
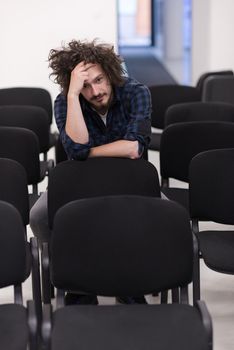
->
[[30, 39, 152, 305], [50, 39, 151, 160]]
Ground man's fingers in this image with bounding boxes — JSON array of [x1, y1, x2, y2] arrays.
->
[[73, 61, 95, 72]]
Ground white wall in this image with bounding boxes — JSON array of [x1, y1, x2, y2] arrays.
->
[[192, 0, 234, 84], [0, 0, 117, 101]]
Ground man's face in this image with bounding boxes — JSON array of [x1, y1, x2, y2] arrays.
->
[[80, 64, 113, 114]]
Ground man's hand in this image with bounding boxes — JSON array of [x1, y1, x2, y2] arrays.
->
[[68, 62, 94, 97]]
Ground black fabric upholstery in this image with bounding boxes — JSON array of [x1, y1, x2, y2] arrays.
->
[[0, 105, 50, 154], [196, 230, 234, 274], [48, 158, 161, 229], [160, 121, 234, 183], [202, 75, 234, 104], [0, 158, 29, 226], [149, 85, 201, 130], [196, 70, 233, 95], [52, 304, 209, 350], [51, 196, 193, 295], [165, 102, 234, 127], [0, 201, 27, 287], [0, 201, 38, 349], [161, 188, 189, 210], [0, 126, 41, 184], [190, 149, 234, 286], [190, 148, 234, 224], [0, 87, 53, 124], [0, 304, 28, 350]]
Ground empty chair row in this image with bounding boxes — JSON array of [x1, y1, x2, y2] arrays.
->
[[0, 86, 58, 149], [0, 126, 54, 206], [148, 70, 234, 151]]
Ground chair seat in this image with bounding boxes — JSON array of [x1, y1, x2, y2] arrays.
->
[[0, 304, 28, 350], [197, 230, 234, 273], [161, 187, 189, 211], [51, 304, 209, 350], [148, 132, 161, 151]]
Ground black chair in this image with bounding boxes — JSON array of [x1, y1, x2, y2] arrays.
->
[[0, 105, 50, 160], [0, 158, 42, 323], [0, 158, 29, 228], [0, 126, 51, 207], [148, 85, 201, 151], [160, 121, 234, 211], [0, 87, 58, 149], [42, 157, 161, 303], [196, 70, 233, 96], [48, 157, 161, 230], [189, 148, 234, 301], [165, 101, 234, 127], [42, 196, 212, 350], [0, 200, 39, 350], [202, 75, 234, 105]]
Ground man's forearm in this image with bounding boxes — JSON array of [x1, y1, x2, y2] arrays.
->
[[89, 140, 140, 159], [65, 94, 89, 144]]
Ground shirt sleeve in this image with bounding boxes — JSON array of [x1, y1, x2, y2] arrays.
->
[[122, 83, 152, 155], [54, 94, 91, 160]]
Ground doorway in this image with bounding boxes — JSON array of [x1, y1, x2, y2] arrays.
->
[[118, 0, 152, 47]]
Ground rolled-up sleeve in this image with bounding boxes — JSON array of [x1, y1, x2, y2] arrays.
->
[[54, 94, 91, 160], [123, 84, 152, 155]]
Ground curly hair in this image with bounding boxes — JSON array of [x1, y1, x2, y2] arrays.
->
[[48, 39, 126, 95]]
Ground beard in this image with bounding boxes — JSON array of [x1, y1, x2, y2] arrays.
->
[[90, 91, 113, 114]]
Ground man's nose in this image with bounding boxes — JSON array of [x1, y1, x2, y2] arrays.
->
[[91, 84, 99, 96]]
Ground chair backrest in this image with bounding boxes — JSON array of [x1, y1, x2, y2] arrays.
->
[[165, 102, 234, 127], [189, 148, 234, 225], [160, 121, 234, 183], [0, 105, 50, 154], [202, 75, 234, 104], [149, 85, 201, 129], [0, 87, 53, 125], [0, 126, 41, 185], [48, 157, 161, 228], [51, 196, 193, 296], [0, 158, 29, 226], [0, 201, 28, 288], [196, 70, 233, 95]]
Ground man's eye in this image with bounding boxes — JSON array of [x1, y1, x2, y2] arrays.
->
[[96, 77, 103, 83]]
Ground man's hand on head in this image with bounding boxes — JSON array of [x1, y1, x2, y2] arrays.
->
[[68, 62, 95, 97]]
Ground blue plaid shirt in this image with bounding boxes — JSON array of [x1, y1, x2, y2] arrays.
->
[[54, 77, 152, 160]]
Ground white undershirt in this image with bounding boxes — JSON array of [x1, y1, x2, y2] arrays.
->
[[98, 111, 108, 125]]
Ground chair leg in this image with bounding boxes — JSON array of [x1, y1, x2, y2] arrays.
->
[[41, 243, 51, 304], [172, 288, 179, 303], [30, 238, 42, 325], [161, 290, 168, 303], [192, 233, 201, 304]]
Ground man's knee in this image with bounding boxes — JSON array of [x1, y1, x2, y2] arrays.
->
[[29, 191, 50, 244]]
